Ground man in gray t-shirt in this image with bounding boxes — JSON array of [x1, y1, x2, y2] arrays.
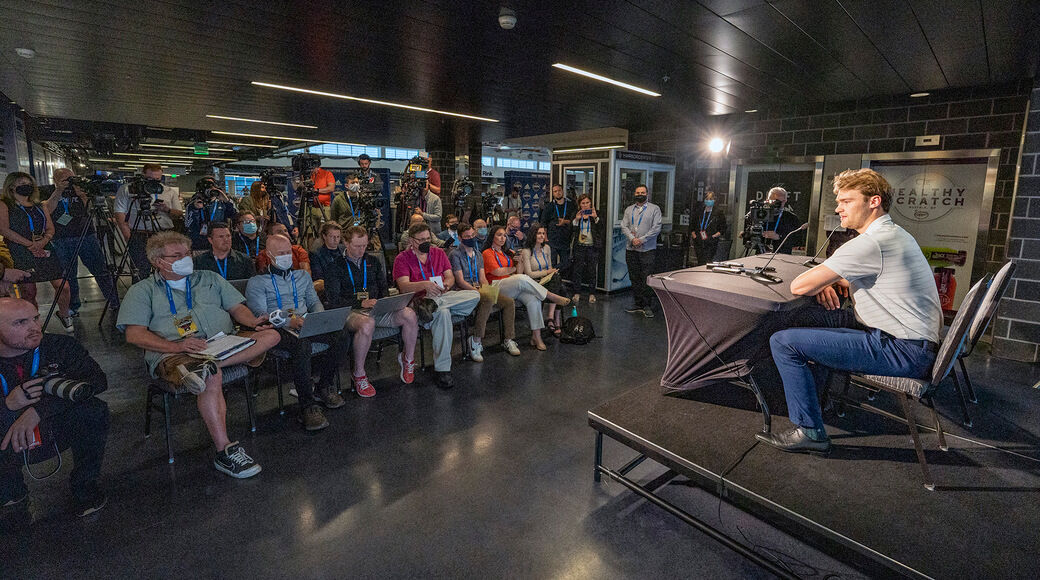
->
[[758, 169, 942, 456]]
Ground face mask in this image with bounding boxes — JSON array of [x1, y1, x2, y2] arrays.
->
[[417, 241, 432, 254], [14, 184, 33, 197], [273, 254, 294, 270], [242, 222, 258, 235], [634, 195, 647, 203], [348, 183, 360, 193], [448, 223, 458, 230], [169, 256, 193, 277], [462, 237, 479, 248], [477, 227, 488, 237], [166, 277, 187, 291], [704, 200, 714, 208]]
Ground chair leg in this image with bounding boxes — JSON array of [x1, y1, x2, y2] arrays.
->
[[899, 394, 934, 491], [275, 359, 285, 416], [923, 396, 948, 451], [144, 385, 154, 437], [419, 331, 427, 370], [959, 357, 978, 404], [163, 393, 175, 464], [244, 376, 258, 433], [836, 373, 850, 418], [951, 366, 973, 428]]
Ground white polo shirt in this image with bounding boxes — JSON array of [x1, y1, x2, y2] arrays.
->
[[821, 214, 942, 343]]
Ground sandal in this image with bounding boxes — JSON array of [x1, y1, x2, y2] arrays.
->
[[545, 319, 559, 336]]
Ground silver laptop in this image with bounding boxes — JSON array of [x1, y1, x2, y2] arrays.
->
[[364, 292, 415, 318], [290, 307, 352, 339]]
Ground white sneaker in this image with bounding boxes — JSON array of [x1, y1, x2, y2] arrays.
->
[[572, 293, 580, 303], [588, 294, 597, 303], [469, 337, 484, 362], [58, 315, 74, 333], [503, 339, 521, 356]]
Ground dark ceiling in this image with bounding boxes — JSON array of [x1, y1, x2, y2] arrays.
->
[[1, 0, 1038, 152]]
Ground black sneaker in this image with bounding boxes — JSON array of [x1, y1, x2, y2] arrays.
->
[[625, 305, 644, 313], [76, 492, 108, 517], [214, 441, 262, 478], [436, 371, 455, 389], [642, 308, 655, 318]]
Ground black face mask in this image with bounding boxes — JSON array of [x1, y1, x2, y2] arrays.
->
[[14, 184, 33, 197], [417, 241, 432, 253], [634, 195, 647, 203], [462, 237, 479, 248], [448, 223, 458, 230]]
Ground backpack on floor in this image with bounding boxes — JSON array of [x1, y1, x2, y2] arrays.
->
[[560, 315, 595, 345]]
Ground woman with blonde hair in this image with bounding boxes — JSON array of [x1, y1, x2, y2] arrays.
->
[[0, 172, 73, 331]]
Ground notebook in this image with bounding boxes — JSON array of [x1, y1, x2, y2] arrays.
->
[[197, 332, 255, 360]]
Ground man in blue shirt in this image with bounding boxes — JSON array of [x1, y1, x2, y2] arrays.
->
[[620, 184, 663, 318]]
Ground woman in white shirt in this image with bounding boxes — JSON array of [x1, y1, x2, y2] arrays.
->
[[521, 225, 565, 338]]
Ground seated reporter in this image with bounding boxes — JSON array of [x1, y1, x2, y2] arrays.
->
[[392, 223, 479, 389], [522, 224, 566, 337], [232, 212, 266, 259], [325, 225, 419, 396], [0, 297, 109, 516], [484, 225, 571, 351], [256, 221, 311, 275], [437, 214, 460, 247], [194, 221, 256, 280], [398, 214, 444, 251], [117, 232, 280, 478], [246, 234, 349, 431], [448, 222, 520, 361]]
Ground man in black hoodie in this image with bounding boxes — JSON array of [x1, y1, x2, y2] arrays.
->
[[0, 297, 109, 517]]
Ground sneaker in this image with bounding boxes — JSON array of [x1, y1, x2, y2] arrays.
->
[[300, 405, 329, 431], [75, 492, 108, 517], [315, 386, 346, 408], [352, 374, 376, 398], [214, 442, 262, 478], [503, 339, 521, 356], [436, 371, 455, 389], [58, 314, 74, 333], [469, 337, 484, 362], [69, 308, 80, 318], [572, 293, 580, 303], [588, 294, 597, 304], [175, 359, 218, 395], [643, 308, 655, 318], [398, 353, 416, 384], [625, 305, 644, 314]]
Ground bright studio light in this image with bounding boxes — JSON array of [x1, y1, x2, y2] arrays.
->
[[708, 138, 725, 153], [551, 63, 661, 97]]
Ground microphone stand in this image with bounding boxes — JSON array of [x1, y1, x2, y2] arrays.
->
[[803, 226, 845, 267], [749, 223, 809, 283]]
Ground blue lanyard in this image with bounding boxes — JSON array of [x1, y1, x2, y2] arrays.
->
[[200, 202, 219, 225], [215, 256, 228, 279], [492, 249, 512, 268], [579, 217, 591, 236], [0, 347, 40, 396], [700, 210, 711, 231], [466, 253, 478, 281], [346, 257, 367, 294], [61, 198, 71, 215], [346, 195, 356, 221], [773, 210, 783, 232], [534, 247, 547, 271], [632, 204, 646, 227], [19, 205, 41, 235], [241, 234, 260, 256], [555, 200, 568, 219], [269, 272, 299, 310], [164, 277, 192, 314], [415, 252, 429, 280]]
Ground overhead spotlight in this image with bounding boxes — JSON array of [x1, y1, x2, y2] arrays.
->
[[910, 92, 930, 98], [708, 137, 725, 153], [744, 109, 758, 113], [498, 6, 517, 29]]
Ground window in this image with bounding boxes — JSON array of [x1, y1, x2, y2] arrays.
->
[[225, 175, 260, 197], [385, 148, 420, 160], [482, 156, 495, 167], [539, 162, 551, 172]]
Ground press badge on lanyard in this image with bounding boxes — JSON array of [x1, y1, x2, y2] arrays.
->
[[56, 199, 74, 226], [165, 278, 199, 338], [347, 259, 369, 302]]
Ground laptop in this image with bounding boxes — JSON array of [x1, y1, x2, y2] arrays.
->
[[288, 306, 352, 339], [363, 292, 415, 318]]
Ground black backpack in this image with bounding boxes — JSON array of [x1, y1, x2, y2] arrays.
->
[[560, 316, 595, 345]]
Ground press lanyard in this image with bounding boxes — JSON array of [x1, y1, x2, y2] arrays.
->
[[215, 257, 228, 279], [270, 272, 299, 310], [534, 247, 547, 271], [200, 202, 219, 225], [61, 198, 71, 216], [164, 277, 193, 314], [415, 252, 429, 281], [241, 234, 260, 257], [0, 347, 39, 396], [773, 210, 783, 232], [466, 253, 478, 281], [19, 205, 42, 235], [579, 217, 591, 237], [493, 249, 512, 268], [555, 200, 567, 219], [701, 210, 711, 231], [346, 195, 356, 221], [632, 204, 646, 227], [346, 257, 367, 294]]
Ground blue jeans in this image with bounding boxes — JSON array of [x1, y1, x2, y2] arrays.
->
[[50, 234, 119, 308], [770, 307, 937, 432]]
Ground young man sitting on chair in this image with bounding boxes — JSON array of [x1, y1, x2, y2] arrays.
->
[[759, 168, 942, 455]]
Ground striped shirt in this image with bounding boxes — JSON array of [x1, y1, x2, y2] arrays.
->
[[822, 214, 942, 343]]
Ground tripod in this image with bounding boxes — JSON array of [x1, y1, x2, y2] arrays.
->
[[296, 188, 328, 249], [98, 204, 162, 325], [742, 228, 770, 257]]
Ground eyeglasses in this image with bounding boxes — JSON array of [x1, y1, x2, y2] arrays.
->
[[413, 236, 431, 243], [162, 253, 189, 260]]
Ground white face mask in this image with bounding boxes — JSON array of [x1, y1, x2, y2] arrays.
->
[[348, 183, 360, 192], [273, 254, 294, 270], [169, 256, 193, 277], [166, 277, 188, 291]]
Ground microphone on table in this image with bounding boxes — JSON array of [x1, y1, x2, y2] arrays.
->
[[752, 223, 808, 281], [802, 226, 845, 267]]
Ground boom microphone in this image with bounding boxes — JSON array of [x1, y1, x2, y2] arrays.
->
[[803, 226, 846, 267], [752, 223, 808, 280]]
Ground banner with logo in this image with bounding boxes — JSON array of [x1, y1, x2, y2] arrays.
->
[[869, 158, 989, 309], [503, 171, 549, 231]]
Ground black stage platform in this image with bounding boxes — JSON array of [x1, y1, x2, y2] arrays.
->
[[589, 380, 1040, 579]]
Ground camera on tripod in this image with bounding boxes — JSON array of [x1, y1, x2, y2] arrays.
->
[[291, 153, 322, 201], [64, 175, 100, 198], [128, 175, 165, 215], [193, 177, 225, 203], [746, 198, 783, 232]]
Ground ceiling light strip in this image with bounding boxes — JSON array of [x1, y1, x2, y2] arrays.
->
[[208, 141, 278, 149], [251, 81, 499, 123], [140, 143, 234, 152], [551, 63, 661, 97], [206, 114, 317, 129], [553, 144, 626, 153], [109, 152, 238, 161], [212, 131, 365, 147]]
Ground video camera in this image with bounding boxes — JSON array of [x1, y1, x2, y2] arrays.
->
[[291, 153, 322, 202], [64, 175, 101, 197], [128, 175, 165, 215], [193, 176, 225, 203], [397, 156, 430, 226], [292, 152, 321, 174]]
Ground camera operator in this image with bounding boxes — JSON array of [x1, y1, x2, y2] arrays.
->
[[503, 185, 522, 220], [426, 159, 442, 197], [356, 154, 383, 194], [0, 297, 109, 517], [748, 187, 802, 254], [415, 175, 444, 234], [113, 163, 183, 279], [185, 176, 237, 253], [42, 168, 120, 314]]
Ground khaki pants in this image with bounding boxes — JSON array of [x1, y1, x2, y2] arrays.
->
[[472, 285, 515, 341]]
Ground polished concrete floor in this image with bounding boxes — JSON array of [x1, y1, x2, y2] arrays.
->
[[4, 276, 1037, 579]]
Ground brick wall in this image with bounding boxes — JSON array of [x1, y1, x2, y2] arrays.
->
[[994, 78, 1040, 362]]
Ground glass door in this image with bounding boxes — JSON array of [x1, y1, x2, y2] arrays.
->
[[564, 166, 597, 201]]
